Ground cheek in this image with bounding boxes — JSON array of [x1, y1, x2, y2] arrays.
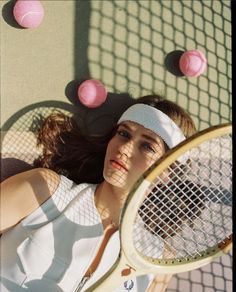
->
[[136, 150, 165, 173], [105, 139, 116, 160], [132, 159, 151, 178]]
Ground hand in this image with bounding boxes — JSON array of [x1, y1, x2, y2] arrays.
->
[[147, 274, 172, 292]]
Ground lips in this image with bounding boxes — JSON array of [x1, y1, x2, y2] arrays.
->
[[110, 160, 128, 172]]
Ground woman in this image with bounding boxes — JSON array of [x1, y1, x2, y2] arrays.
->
[[0, 95, 196, 291]]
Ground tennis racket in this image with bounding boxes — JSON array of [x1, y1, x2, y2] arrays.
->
[[84, 123, 232, 292]]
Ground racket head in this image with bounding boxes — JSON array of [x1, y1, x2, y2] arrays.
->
[[119, 123, 232, 274]]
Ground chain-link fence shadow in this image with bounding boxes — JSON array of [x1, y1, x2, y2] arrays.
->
[[80, 0, 231, 131], [1, 0, 231, 291], [74, 1, 231, 291]]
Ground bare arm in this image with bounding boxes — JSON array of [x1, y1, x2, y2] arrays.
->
[[0, 168, 60, 234]]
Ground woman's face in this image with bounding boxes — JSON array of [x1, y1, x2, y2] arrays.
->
[[103, 121, 166, 192]]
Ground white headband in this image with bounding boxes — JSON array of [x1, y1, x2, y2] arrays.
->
[[118, 104, 186, 148]]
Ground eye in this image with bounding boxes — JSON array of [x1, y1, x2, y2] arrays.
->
[[117, 129, 131, 139], [142, 142, 156, 153]]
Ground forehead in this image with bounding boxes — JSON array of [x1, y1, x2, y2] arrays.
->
[[119, 121, 163, 141]]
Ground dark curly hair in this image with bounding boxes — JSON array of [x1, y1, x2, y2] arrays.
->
[[34, 94, 196, 184]]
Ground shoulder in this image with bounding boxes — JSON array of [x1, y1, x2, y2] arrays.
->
[[2, 167, 61, 197], [22, 168, 61, 196], [31, 167, 60, 190], [0, 168, 61, 232]]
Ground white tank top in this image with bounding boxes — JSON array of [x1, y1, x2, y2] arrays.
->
[[0, 175, 163, 292]]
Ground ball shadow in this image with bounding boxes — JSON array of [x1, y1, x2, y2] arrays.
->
[[1, 0, 25, 29], [65, 79, 85, 106], [164, 50, 185, 77]]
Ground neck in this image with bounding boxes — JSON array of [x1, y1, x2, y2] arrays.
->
[[95, 181, 129, 227]]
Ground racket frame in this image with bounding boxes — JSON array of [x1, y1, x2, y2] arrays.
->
[[85, 124, 232, 291]]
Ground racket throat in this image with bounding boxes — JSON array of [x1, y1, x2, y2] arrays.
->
[[84, 257, 137, 291], [74, 224, 118, 292], [121, 264, 136, 276], [74, 276, 91, 292]]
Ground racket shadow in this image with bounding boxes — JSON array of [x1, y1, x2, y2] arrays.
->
[[1, 101, 77, 180], [1, 94, 134, 178]]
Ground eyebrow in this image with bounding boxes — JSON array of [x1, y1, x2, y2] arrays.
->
[[119, 123, 161, 145]]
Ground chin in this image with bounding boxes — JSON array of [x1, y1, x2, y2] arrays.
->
[[105, 176, 126, 188], [103, 172, 129, 189]]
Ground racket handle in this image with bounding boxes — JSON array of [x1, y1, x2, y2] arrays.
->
[[223, 243, 232, 253], [148, 274, 173, 292], [218, 235, 232, 254], [85, 255, 136, 292]]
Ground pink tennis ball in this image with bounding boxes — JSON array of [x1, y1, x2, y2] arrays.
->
[[78, 80, 107, 108], [13, 0, 44, 28], [179, 50, 207, 77]]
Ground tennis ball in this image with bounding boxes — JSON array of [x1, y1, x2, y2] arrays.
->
[[179, 50, 207, 77], [13, 0, 44, 28], [78, 79, 107, 108]]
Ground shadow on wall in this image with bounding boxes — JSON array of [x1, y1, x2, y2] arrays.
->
[[1, 96, 134, 137], [74, 0, 91, 82], [64, 0, 135, 136], [65, 0, 136, 137], [65, 0, 91, 102], [1, 0, 134, 150], [1, 96, 134, 181]]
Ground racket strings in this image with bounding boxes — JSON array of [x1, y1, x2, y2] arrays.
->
[[189, 137, 231, 189], [139, 179, 209, 257], [193, 157, 231, 191], [133, 134, 232, 261], [139, 182, 203, 238]]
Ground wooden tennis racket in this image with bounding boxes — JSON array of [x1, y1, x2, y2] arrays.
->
[[84, 123, 232, 292]]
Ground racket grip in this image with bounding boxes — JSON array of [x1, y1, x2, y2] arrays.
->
[[218, 235, 232, 253], [223, 243, 232, 253]]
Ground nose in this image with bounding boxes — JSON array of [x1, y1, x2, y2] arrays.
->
[[120, 153, 128, 160], [119, 141, 134, 158]]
